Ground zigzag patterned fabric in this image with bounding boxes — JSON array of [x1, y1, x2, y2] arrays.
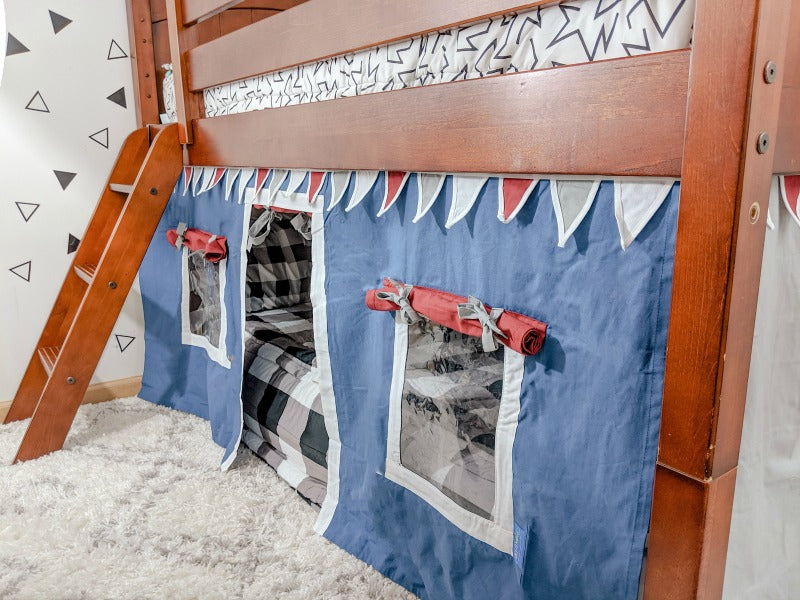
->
[[202, 0, 694, 118]]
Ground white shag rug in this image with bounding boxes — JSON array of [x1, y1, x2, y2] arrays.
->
[[0, 397, 414, 600]]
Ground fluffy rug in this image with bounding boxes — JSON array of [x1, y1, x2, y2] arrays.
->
[[0, 397, 414, 600]]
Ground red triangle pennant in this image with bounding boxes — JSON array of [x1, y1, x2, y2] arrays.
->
[[182, 167, 192, 195], [500, 178, 537, 223], [782, 175, 800, 222], [308, 171, 326, 203], [253, 168, 270, 197], [210, 168, 226, 190], [378, 171, 410, 216]]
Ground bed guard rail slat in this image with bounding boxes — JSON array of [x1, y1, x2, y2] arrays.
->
[[187, 0, 554, 91], [182, 0, 244, 25], [189, 50, 689, 177]]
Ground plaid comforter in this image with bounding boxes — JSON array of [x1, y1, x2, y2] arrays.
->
[[242, 303, 328, 505]]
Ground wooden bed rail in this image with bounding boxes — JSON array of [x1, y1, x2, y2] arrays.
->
[[189, 50, 688, 175], [186, 0, 555, 91]]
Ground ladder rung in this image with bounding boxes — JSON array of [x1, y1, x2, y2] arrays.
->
[[38, 345, 61, 376], [109, 183, 133, 194], [73, 263, 97, 284]]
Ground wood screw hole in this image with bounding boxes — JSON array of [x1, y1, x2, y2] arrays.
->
[[66, 377, 76, 385], [149, 187, 158, 195], [749, 203, 760, 224], [108, 281, 118, 289], [757, 132, 770, 154], [764, 61, 777, 84]]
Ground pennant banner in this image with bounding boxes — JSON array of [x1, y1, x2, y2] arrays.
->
[[287, 169, 307, 195], [413, 173, 447, 223], [551, 179, 599, 247], [237, 168, 256, 204], [308, 171, 326, 204], [346, 170, 380, 212], [268, 169, 289, 203], [253, 168, 271, 198], [182, 166, 193, 196], [377, 171, 411, 217], [446, 175, 488, 229], [224, 168, 240, 201], [780, 175, 800, 228], [329, 171, 353, 210], [498, 178, 538, 224], [613, 180, 674, 250]]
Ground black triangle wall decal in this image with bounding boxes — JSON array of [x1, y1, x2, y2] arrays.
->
[[53, 170, 76, 190], [115, 334, 135, 352], [107, 87, 127, 108], [89, 127, 109, 148], [25, 91, 50, 113], [107, 39, 128, 60], [49, 10, 72, 34], [67, 234, 80, 254], [9, 261, 32, 282], [15, 202, 40, 222], [6, 34, 30, 56]]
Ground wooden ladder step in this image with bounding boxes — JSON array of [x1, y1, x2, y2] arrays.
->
[[109, 183, 133, 194], [37, 346, 61, 376], [73, 263, 97, 284]]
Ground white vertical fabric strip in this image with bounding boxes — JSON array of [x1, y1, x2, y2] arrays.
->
[[220, 202, 252, 472], [345, 170, 380, 212], [312, 210, 343, 535], [414, 173, 446, 223], [491, 349, 524, 534], [236, 168, 256, 204], [551, 179, 600, 247], [384, 317, 409, 469], [445, 175, 488, 228], [497, 178, 539, 224], [224, 168, 241, 201], [613, 180, 674, 250], [328, 171, 353, 210]]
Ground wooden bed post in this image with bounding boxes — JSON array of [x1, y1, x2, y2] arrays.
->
[[126, 0, 160, 126], [644, 1, 792, 598], [165, 0, 206, 145]]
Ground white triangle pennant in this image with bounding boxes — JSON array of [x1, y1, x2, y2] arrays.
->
[[445, 175, 488, 228], [268, 168, 289, 203], [613, 180, 674, 250], [196, 167, 217, 195], [413, 173, 446, 223], [329, 171, 353, 210], [345, 170, 380, 212], [236, 168, 256, 204], [224, 168, 241, 201], [287, 169, 307, 194], [191, 166, 203, 196], [551, 179, 600, 247]]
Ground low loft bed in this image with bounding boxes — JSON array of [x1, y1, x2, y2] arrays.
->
[[143, 0, 797, 597]]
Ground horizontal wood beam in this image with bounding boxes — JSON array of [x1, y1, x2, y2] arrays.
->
[[182, 0, 243, 25], [189, 51, 688, 176], [187, 0, 552, 90]]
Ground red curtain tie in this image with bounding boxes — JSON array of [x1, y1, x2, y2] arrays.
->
[[166, 225, 228, 263]]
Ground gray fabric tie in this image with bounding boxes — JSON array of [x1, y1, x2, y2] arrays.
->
[[376, 279, 419, 324], [457, 296, 507, 352], [248, 209, 275, 250], [290, 213, 312, 241], [174, 222, 188, 250]]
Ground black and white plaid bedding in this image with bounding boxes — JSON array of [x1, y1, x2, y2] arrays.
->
[[246, 210, 311, 312], [242, 302, 328, 505]]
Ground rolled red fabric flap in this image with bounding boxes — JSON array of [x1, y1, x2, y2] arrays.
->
[[166, 227, 228, 263], [366, 278, 547, 356]]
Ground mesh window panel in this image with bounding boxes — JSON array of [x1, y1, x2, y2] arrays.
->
[[187, 252, 222, 347], [401, 317, 504, 520]]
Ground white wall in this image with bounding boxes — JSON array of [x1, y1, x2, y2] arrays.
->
[[0, 0, 144, 400]]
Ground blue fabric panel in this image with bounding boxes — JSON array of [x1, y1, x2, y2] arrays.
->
[[321, 175, 679, 600], [138, 172, 246, 466]]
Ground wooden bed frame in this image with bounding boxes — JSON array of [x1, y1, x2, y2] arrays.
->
[[127, 0, 800, 597]]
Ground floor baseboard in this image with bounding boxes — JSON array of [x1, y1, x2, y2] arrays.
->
[[0, 376, 142, 423]]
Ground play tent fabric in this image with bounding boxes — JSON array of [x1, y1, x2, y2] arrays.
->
[[314, 175, 680, 599]]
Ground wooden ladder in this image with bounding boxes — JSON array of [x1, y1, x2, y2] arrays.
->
[[3, 123, 183, 463]]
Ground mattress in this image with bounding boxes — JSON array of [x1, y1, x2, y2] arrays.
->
[[199, 0, 695, 119], [242, 303, 328, 505]]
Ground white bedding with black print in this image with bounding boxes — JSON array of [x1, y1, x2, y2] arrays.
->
[[201, 0, 694, 119]]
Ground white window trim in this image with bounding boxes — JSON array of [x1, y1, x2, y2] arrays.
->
[[384, 317, 525, 555], [180, 246, 231, 369]]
